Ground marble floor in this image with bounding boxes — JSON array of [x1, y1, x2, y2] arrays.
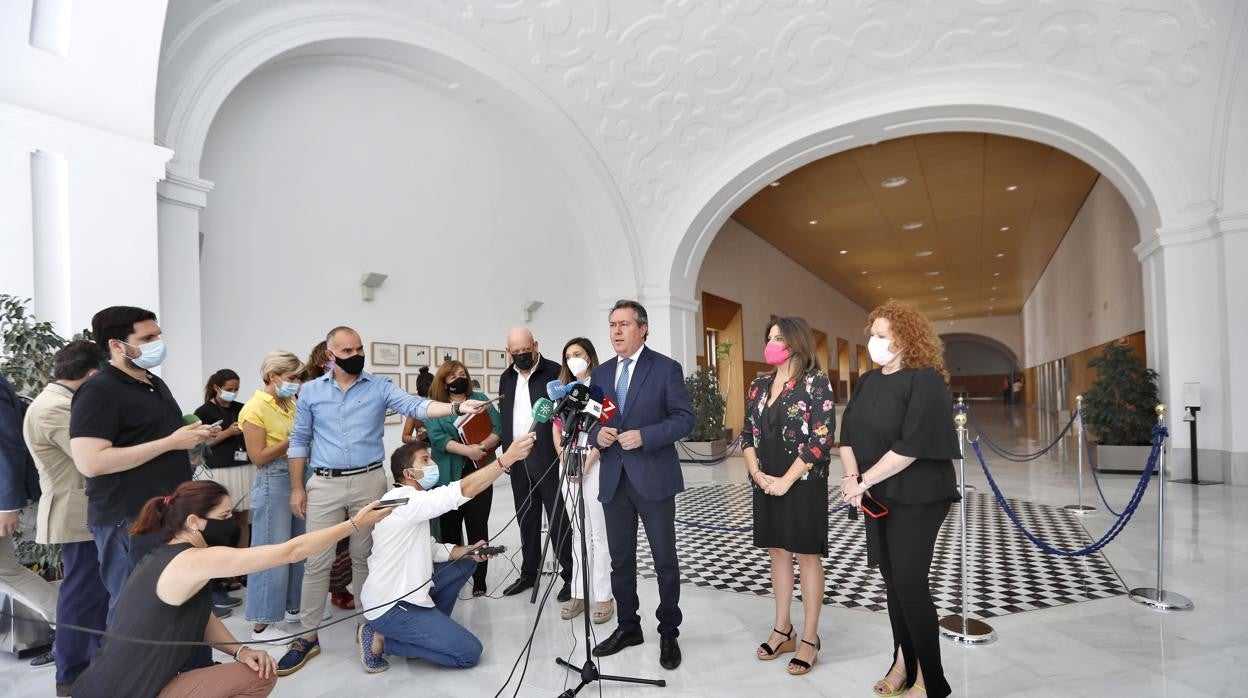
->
[[3, 404, 1245, 697]]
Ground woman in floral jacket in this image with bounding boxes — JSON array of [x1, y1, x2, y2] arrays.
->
[[741, 316, 835, 677]]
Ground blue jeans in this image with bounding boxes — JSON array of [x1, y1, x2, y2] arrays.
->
[[88, 519, 137, 625], [54, 541, 109, 685], [245, 458, 305, 623], [367, 558, 481, 667]]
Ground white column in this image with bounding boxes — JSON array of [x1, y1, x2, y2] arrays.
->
[[1216, 212, 1248, 484], [638, 287, 700, 374], [156, 172, 213, 410], [0, 140, 35, 301], [1138, 213, 1241, 482]]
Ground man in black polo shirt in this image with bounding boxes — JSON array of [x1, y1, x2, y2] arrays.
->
[[69, 306, 217, 620]]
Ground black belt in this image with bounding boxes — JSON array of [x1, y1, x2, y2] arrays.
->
[[312, 462, 383, 478]]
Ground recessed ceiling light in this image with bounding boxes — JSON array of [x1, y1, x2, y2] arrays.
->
[[991, 286, 998, 290], [901, 221, 924, 230], [839, 249, 848, 255], [938, 297, 949, 301], [993, 272, 1001, 276], [1005, 184, 1019, 191], [989, 297, 996, 301], [881, 176, 909, 188], [769, 181, 781, 187], [999, 225, 1010, 231], [924, 270, 941, 276], [944, 305, 953, 310], [932, 285, 945, 290], [875, 285, 882, 289], [914, 250, 933, 257], [808, 220, 818, 225], [995, 252, 1005, 258], [861, 270, 869, 275]]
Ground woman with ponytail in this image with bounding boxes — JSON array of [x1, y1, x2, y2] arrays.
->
[[73, 480, 394, 698]]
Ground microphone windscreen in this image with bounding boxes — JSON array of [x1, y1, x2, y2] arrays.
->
[[531, 397, 555, 423], [546, 379, 566, 400], [588, 384, 605, 402]]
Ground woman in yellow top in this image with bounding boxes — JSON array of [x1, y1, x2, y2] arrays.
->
[[238, 350, 305, 641]]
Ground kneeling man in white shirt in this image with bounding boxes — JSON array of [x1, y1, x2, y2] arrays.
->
[[358, 433, 535, 673]]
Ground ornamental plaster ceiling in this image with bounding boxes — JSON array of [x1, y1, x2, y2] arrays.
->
[[731, 133, 1100, 320]]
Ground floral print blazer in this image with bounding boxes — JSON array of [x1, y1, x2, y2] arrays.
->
[[741, 370, 836, 479]]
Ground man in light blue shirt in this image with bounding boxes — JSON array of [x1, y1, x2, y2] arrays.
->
[[278, 326, 485, 675]]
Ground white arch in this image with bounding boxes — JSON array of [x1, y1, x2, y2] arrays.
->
[[655, 94, 1181, 300], [155, 2, 642, 297]]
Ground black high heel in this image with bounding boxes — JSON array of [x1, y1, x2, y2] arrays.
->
[[787, 636, 820, 675], [756, 625, 795, 660]]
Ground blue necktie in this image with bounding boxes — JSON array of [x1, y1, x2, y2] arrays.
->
[[615, 357, 633, 413]]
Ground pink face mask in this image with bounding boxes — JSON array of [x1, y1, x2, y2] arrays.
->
[[764, 342, 791, 366]]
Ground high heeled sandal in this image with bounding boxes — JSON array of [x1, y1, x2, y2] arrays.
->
[[874, 666, 907, 697], [786, 636, 820, 675], [755, 625, 795, 660]]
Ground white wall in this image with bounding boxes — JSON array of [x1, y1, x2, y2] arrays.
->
[[934, 314, 1024, 365], [696, 219, 869, 366], [1022, 178, 1144, 368], [944, 341, 1014, 375], [199, 60, 608, 448]]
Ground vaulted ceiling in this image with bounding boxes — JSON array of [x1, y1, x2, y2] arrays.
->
[[731, 133, 1100, 320]]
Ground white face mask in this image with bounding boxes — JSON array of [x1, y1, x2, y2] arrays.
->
[[566, 357, 590, 378], [218, 389, 237, 403], [868, 335, 898, 366]]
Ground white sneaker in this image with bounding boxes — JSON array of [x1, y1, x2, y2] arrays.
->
[[251, 624, 292, 643], [282, 606, 332, 624]]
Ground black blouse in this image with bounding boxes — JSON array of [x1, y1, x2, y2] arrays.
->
[[838, 368, 960, 505]]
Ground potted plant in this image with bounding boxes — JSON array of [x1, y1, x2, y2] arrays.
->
[[1082, 341, 1160, 473], [683, 367, 727, 460], [0, 294, 85, 582]]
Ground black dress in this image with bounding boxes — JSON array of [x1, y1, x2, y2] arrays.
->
[[742, 371, 835, 555], [75, 543, 213, 698]]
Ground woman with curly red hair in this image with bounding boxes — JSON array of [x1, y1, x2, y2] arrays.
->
[[838, 301, 960, 698]]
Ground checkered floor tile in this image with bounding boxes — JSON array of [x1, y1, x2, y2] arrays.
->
[[634, 483, 1125, 619]]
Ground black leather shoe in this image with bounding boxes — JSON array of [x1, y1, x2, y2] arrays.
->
[[557, 581, 572, 602], [502, 577, 535, 596], [659, 634, 682, 670], [592, 627, 644, 657], [29, 650, 54, 667]]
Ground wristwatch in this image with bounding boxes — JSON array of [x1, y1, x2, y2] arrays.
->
[[451, 401, 462, 416]]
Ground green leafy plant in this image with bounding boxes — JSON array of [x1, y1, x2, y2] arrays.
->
[[1, 294, 91, 581], [1082, 342, 1160, 446], [684, 367, 726, 442]]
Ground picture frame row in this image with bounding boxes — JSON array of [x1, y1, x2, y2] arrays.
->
[[373, 371, 502, 395], [370, 342, 510, 370]]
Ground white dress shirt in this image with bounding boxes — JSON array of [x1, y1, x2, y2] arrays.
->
[[510, 363, 533, 442], [360, 483, 469, 619]]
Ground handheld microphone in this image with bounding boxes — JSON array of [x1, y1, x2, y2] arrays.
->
[[545, 379, 567, 401], [527, 397, 555, 433], [600, 396, 617, 424]]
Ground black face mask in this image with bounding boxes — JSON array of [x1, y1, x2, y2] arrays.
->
[[335, 353, 366, 376], [447, 377, 471, 395], [201, 517, 240, 547], [512, 352, 535, 371]]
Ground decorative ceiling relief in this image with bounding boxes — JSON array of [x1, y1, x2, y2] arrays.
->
[[454, 0, 1212, 214]]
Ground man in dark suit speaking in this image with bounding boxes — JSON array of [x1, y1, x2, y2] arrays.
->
[[589, 300, 693, 670]]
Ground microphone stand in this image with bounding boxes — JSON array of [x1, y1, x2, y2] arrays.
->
[[554, 416, 666, 695]]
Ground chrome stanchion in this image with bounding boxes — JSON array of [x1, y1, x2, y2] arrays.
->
[[954, 397, 975, 493], [939, 408, 997, 645], [1063, 395, 1096, 516], [1129, 405, 1194, 611]]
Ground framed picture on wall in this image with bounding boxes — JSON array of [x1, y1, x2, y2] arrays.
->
[[486, 349, 508, 369], [371, 342, 400, 366], [470, 376, 483, 393], [462, 348, 484, 369], [404, 372, 426, 395], [434, 346, 459, 366], [487, 373, 502, 394], [404, 344, 430, 367], [374, 371, 401, 387]]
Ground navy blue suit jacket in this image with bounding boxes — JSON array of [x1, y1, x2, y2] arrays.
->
[[591, 347, 694, 503], [0, 373, 39, 511]]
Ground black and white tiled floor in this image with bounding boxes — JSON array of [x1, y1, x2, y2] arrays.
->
[[636, 483, 1124, 619]]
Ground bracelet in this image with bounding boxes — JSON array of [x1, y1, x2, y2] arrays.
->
[[233, 645, 247, 662], [841, 473, 858, 480], [451, 401, 462, 416], [348, 518, 359, 533]]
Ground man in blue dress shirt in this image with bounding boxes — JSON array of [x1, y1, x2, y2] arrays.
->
[[277, 326, 485, 675]]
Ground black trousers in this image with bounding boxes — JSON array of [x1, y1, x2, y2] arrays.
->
[[509, 462, 573, 582], [603, 469, 681, 636], [439, 484, 493, 591], [872, 500, 952, 698]]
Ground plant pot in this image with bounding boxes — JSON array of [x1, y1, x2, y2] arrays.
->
[[1092, 444, 1155, 474], [682, 439, 727, 461], [1, 580, 58, 656]]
